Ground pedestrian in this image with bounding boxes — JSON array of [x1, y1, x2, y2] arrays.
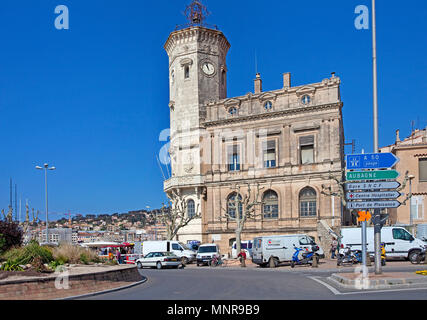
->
[[331, 238, 338, 259], [237, 249, 246, 268], [116, 249, 122, 264]]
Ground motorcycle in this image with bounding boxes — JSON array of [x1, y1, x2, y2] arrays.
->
[[337, 246, 361, 266], [290, 245, 319, 268]]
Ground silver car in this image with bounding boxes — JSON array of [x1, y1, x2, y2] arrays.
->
[[136, 252, 183, 269]]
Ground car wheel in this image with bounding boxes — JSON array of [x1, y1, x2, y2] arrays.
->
[[137, 262, 142, 269], [156, 262, 162, 269], [409, 250, 421, 264], [268, 257, 278, 268], [290, 261, 295, 268], [181, 257, 189, 265]]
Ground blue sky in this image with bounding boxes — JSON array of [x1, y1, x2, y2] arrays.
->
[[0, 0, 426, 220]]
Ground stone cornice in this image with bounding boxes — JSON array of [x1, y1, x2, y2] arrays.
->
[[203, 102, 343, 127], [164, 26, 231, 57], [205, 77, 341, 109]]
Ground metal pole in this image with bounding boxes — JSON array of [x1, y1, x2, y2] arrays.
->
[[362, 220, 368, 277], [409, 178, 413, 230], [372, 0, 382, 275], [45, 167, 49, 244]]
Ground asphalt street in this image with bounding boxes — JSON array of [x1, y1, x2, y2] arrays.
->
[[81, 264, 427, 300]]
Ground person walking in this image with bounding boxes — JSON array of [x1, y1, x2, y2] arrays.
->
[[116, 249, 122, 264], [237, 249, 247, 268], [330, 238, 338, 259]]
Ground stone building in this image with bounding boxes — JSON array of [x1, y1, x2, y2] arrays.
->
[[380, 128, 427, 227], [163, 2, 345, 253]]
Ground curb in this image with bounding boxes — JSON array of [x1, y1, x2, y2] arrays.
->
[[328, 273, 427, 290], [57, 276, 148, 300]]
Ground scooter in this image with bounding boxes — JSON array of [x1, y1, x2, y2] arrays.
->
[[337, 246, 361, 266], [290, 245, 319, 268]]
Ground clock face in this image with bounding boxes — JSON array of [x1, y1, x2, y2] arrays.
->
[[201, 61, 215, 76]]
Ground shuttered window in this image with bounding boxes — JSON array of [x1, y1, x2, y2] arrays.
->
[[227, 145, 240, 171], [300, 136, 314, 165], [263, 140, 276, 168], [420, 158, 427, 182]]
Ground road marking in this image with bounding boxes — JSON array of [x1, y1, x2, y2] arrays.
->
[[308, 276, 427, 296], [308, 276, 342, 295]]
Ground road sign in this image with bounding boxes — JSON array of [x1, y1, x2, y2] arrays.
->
[[346, 200, 401, 210], [357, 211, 372, 222], [346, 191, 401, 200], [346, 153, 399, 170], [346, 181, 401, 191], [346, 170, 399, 181]]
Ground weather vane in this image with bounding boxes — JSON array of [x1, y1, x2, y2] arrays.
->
[[184, 0, 210, 26], [175, 0, 217, 30]]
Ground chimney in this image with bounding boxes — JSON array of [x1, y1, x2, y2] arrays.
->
[[395, 129, 400, 144], [283, 72, 291, 89], [254, 73, 262, 94]]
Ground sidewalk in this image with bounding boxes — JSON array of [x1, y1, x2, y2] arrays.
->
[[329, 270, 427, 290]]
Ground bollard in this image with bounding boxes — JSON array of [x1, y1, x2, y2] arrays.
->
[[312, 255, 318, 268], [366, 253, 372, 267]]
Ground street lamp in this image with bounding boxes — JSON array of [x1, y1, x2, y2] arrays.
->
[[408, 174, 415, 231], [36, 164, 56, 244], [146, 205, 157, 240]]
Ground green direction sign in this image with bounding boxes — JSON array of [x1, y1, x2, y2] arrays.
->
[[346, 170, 400, 181]]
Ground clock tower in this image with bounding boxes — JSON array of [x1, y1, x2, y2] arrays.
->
[[163, 1, 230, 242]]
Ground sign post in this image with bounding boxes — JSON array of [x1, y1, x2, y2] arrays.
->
[[345, 151, 401, 277]]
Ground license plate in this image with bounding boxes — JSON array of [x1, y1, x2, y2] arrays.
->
[[171, 259, 177, 261]]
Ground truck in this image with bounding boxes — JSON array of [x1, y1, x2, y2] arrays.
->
[[340, 226, 427, 262], [141, 241, 196, 264], [252, 234, 324, 268]]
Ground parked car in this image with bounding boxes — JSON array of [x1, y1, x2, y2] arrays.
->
[[136, 252, 182, 269], [196, 243, 220, 266], [340, 226, 427, 262], [142, 241, 196, 264], [252, 234, 324, 268], [231, 240, 253, 259]]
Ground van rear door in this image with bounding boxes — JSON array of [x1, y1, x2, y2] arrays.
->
[[252, 238, 263, 263]]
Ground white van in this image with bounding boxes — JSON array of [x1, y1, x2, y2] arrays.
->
[[231, 240, 253, 259], [142, 241, 196, 264], [340, 226, 427, 262], [252, 234, 324, 267], [196, 243, 220, 266]]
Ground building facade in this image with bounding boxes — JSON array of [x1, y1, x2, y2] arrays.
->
[[380, 128, 427, 227], [163, 3, 345, 253]]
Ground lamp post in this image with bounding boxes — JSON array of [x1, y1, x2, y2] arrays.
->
[[146, 205, 156, 240], [36, 164, 56, 244]]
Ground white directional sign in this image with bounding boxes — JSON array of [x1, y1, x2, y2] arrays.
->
[[346, 200, 401, 210], [346, 181, 401, 191], [346, 191, 401, 200]]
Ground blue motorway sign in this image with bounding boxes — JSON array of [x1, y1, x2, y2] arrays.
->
[[346, 153, 399, 170]]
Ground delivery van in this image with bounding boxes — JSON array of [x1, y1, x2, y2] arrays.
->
[[196, 243, 221, 266], [142, 241, 196, 264], [252, 234, 324, 267], [340, 226, 427, 262]]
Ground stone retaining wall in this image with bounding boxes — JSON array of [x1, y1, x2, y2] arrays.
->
[[0, 265, 143, 300]]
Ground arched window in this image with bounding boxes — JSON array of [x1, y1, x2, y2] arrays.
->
[[187, 199, 195, 218], [227, 193, 242, 219], [299, 187, 317, 217], [263, 190, 279, 219]]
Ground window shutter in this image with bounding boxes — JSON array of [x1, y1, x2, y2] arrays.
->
[[299, 135, 314, 146], [420, 158, 427, 181]]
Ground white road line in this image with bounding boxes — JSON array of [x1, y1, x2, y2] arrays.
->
[[308, 276, 427, 296], [307, 276, 342, 295]]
